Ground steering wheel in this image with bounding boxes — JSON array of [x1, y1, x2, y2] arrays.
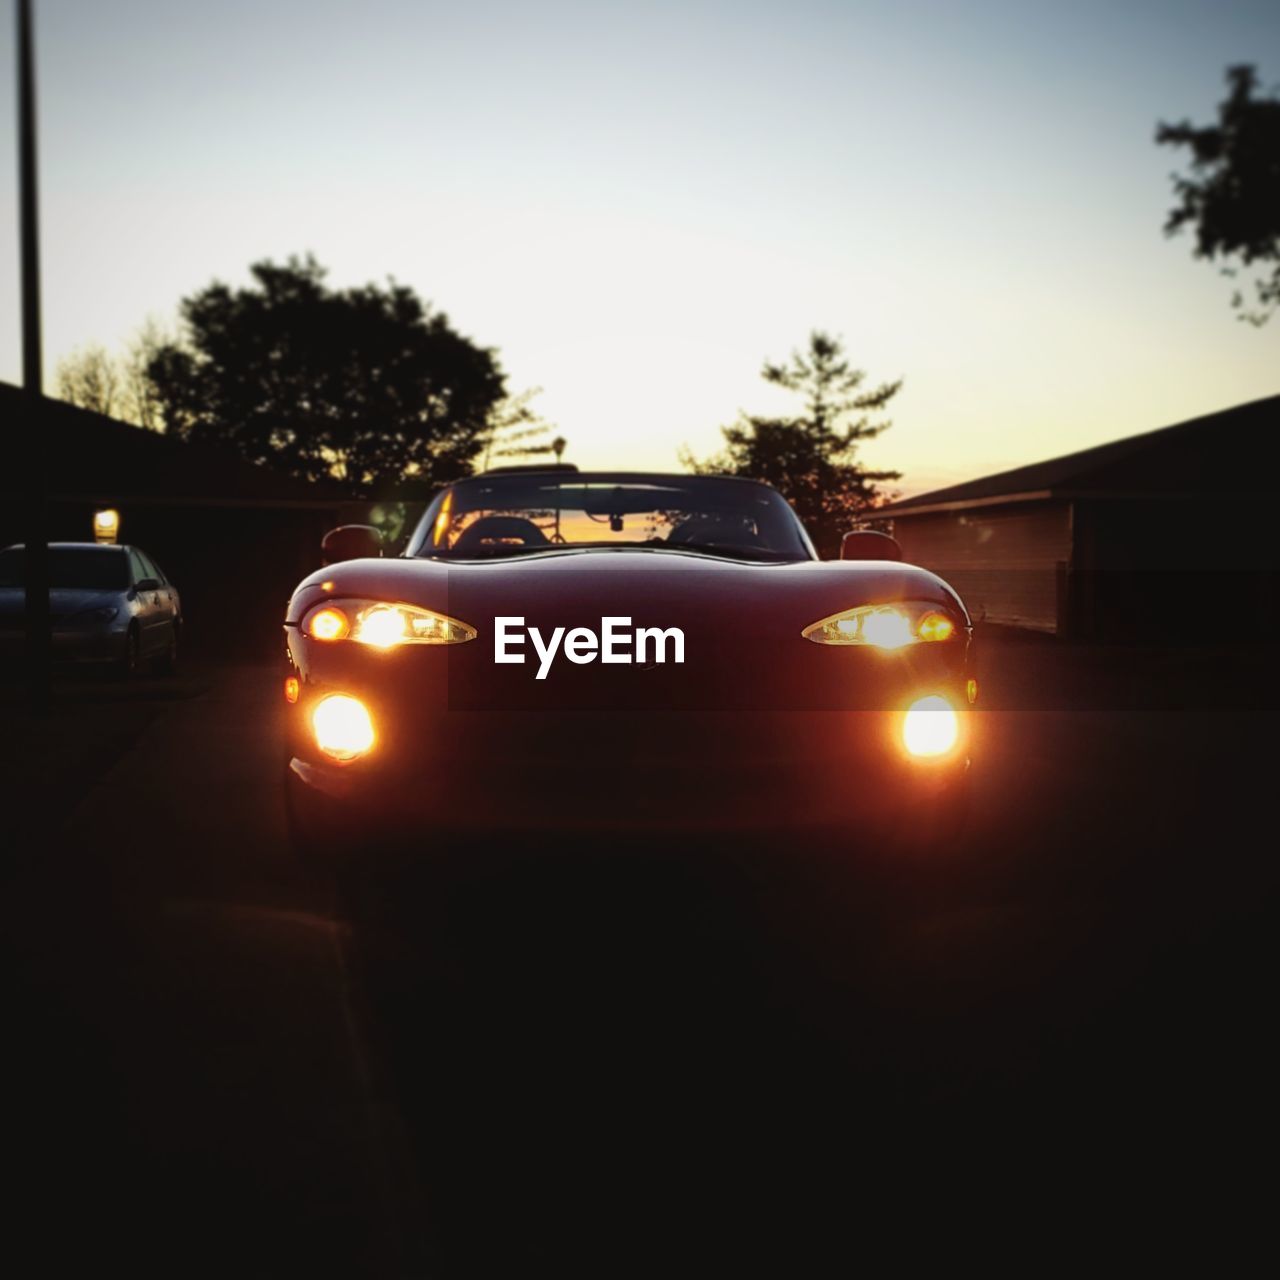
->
[[453, 515, 550, 551]]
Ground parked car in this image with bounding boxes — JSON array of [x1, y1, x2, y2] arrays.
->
[[0, 541, 182, 675], [282, 468, 974, 860]]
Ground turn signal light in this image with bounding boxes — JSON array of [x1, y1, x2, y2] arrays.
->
[[917, 611, 955, 643], [307, 607, 350, 642]]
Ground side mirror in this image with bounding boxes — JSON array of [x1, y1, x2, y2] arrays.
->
[[134, 577, 161, 592], [840, 530, 902, 562], [321, 524, 384, 565]]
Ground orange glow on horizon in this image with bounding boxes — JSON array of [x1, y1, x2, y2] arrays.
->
[[433, 491, 454, 545]]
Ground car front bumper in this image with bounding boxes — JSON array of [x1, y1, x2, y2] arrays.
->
[[0, 623, 131, 664], [285, 706, 972, 850], [282, 626, 975, 848]]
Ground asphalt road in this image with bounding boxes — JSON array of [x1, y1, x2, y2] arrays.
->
[[4, 637, 1275, 1272]]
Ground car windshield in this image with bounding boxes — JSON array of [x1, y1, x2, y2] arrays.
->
[[0, 547, 130, 590], [411, 473, 815, 562]]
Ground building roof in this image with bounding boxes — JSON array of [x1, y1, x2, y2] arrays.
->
[[878, 394, 1280, 517], [0, 383, 349, 509]]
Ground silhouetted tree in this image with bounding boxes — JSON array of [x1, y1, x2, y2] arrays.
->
[[478, 387, 564, 470], [684, 331, 901, 556], [55, 323, 173, 430], [119, 319, 170, 432], [1158, 65, 1280, 325], [56, 345, 119, 417], [147, 255, 507, 492]]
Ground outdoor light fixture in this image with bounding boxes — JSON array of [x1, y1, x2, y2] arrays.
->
[[902, 694, 960, 758], [93, 508, 120, 544], [311, 693, 375, 762]]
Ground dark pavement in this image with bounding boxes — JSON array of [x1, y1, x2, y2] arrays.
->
[[4, 636, 1276, 1272]]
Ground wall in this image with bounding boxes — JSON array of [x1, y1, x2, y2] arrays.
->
[[890, 501, 1072, 632]]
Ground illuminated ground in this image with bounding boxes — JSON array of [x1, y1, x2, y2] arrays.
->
[[3, 637, 1274, 1270]]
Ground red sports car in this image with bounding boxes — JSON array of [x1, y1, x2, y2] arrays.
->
[[282, 468, 974, 858]]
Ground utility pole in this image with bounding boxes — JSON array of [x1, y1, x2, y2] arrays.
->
[[17, 0, 50, 709]]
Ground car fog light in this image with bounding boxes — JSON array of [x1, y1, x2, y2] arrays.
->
[[903, 694, 959, 758], [312, 694, 375, 762]]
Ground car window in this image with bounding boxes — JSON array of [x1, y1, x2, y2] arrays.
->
[[128, 549, 151, 585], [411, 474, 816, 562], [137, 550, 165, 583], [0, 546, 130, 589]]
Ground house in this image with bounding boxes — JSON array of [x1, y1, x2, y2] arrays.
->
[[1, 384, 349, 654], [873, 395, 1280, 639]]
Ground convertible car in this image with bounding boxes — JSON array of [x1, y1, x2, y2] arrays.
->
[[282, 468, 974, 856]]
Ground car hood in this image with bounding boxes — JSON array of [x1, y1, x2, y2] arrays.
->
[[287, 549, 971, 713], [0, 587, 123, 621], [287, 548, 967, 638]]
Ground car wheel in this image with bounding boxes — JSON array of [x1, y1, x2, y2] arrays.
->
[[153, 624, 179, 675]]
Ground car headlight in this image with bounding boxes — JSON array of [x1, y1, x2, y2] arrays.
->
[[301, 599, 477, 648], [802, 601, 959, 649], [69, 606, 120, 625]]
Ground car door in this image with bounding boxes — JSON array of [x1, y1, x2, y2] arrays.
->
[[141, 550, 180, 633], [127, 547, 163, 654]]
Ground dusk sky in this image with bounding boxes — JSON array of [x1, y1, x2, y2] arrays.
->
[[1, 0, 1277, 494]]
